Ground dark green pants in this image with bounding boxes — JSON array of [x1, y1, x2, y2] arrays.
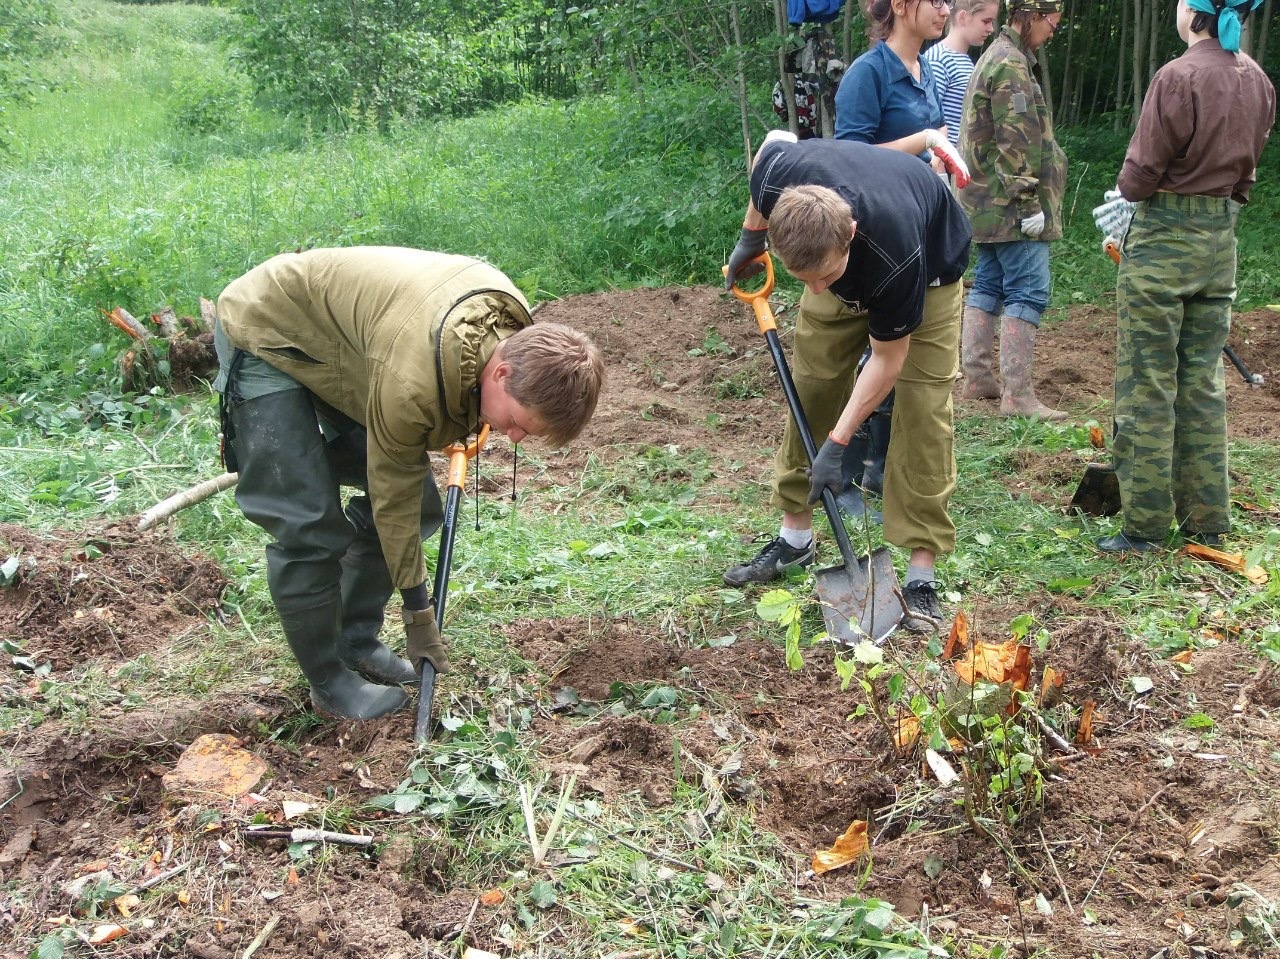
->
[[213, 321, 442, 613], [1114, 192, 1238, 539], [772, 281, 961, 556]]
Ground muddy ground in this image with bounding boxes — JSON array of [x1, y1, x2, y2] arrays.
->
[[3, 292, 1280, 958]]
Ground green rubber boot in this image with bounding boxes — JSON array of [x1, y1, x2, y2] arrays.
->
[[228, 388, 407, 721], [339, 546, 415, 685], [280, 600, 408, 720]]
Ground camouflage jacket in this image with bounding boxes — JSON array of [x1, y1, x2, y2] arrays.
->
[[958, 27, 1067, 242]]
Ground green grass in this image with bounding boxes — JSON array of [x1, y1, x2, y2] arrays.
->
[[4, 4, 1280, 958]]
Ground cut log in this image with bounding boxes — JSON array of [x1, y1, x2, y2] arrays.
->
[[138, 472, 238, 530]]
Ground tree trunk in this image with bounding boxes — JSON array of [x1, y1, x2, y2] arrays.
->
[[1131, 0, 1145, 126], [774, 0, 799, 135], [1251, 0, 1272, 63], [1060, 0, 1075, 124], [1113, 0, 1128, 129], [730, 0, 753, 170]]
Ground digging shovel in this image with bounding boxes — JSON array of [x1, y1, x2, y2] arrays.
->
[[726, 254, 903, 645], [414, 425, 490, 743]]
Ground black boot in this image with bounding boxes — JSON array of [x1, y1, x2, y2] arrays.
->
[[837, 427, 874, 518], [339, 548, 415, 685], [862, 409, 891, 496], [280, 600, 408, 719]]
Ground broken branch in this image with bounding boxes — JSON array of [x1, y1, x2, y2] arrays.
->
[[137, 473, 238, 530], [242, 828, 373, 847]]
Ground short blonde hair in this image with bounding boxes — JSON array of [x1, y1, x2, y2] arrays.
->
[[768, 185, 854, 273], [501, 322, 605, 447]]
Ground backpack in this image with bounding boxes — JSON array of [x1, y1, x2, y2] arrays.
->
[[786, 0, 846, 25]]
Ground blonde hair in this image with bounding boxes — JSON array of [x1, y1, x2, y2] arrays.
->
[[768, 186, 854, 273], [501, 322, 604, 447], [952, 0, 996, 15]]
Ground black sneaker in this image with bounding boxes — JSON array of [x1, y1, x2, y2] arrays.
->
[[723, 535, 815, 587], [902, 579, 944, 633]]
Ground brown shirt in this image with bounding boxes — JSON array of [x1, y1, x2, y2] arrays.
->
[[1119, 39, 1274, 204]]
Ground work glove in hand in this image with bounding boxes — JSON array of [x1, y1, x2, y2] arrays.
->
[[1020, 210, 1046, 238], [923, 130, 971, 188], [725, 227, 769, 291], [807, 434, 848, 506], [1092, 189, 1136, 238], [403, 606, 450, 674]]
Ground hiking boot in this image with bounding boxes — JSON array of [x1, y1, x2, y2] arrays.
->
[[723, 535, 814, 587], [902, 579, 943, 633], [1096, 532, 1161, 553]]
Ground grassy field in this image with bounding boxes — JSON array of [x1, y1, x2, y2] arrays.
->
[[3, 3, 1280, 958]]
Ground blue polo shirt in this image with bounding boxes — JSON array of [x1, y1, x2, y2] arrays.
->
[[834, 41, 944, 149]]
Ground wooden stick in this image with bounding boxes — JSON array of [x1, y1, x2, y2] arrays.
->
[[130, 861, 189, 895], [240, 914, 280, 959], [243, 828, 373, 847], [138, 473, 238, 529]]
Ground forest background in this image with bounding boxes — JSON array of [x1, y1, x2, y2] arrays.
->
[[0, 0, 1277, 405]]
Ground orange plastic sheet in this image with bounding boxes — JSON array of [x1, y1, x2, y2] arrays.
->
[[1179, 544, 1268, 585], [812, 819, 869, 875]]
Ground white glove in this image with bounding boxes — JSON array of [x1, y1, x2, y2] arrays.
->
[[1020, 210, 1046, 238], [1092, 188, 1136, 237], [923, 129, 971, 188]]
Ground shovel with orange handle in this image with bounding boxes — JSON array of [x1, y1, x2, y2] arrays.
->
[[414, 424, 490, 742]]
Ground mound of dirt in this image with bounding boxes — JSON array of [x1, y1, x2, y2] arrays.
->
[[0, 522, 227, 670], [506, 613, 1280, 959]]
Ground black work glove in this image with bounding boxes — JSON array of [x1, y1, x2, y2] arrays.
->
[[807, 434, 848, 506], [724, 227, 769, 290]]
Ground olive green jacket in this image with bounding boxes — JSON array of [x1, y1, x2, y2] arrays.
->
[[217, 247, 531, 588], [958, 27, 1067, 242]]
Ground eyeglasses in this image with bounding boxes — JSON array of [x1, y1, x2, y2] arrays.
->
[[926, 0, 955, 8]]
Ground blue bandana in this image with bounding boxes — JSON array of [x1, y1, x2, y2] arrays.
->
[[1185, 0, 1264, 53]]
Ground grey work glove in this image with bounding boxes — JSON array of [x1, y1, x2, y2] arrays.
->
[[403, 606, 450, 674], [807, 434, 848, 506], [725, 227, 769, 290], [1020, 210, 1046, 238]]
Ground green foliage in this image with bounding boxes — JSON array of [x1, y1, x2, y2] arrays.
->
[[0, 0, 60, 147], [168, 63, 254, 134], [233, 0, 522, 128]]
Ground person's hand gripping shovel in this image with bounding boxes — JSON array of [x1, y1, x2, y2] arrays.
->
[[411, 425, 489, 742], [725, 253, 903, 645]]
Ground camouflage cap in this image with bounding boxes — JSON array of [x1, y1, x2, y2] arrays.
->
[[1006, 0, 1063, 12]]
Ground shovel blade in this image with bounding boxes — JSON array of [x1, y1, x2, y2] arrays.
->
[[1071, 463, 1122, 517], [815, 546, 903, 646]]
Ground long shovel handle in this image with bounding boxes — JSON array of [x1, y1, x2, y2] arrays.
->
[[1223, 343, 1265, 386], [725, 256, 859, 572], [414, 425, 490, 743]]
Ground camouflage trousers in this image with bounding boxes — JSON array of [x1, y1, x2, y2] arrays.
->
[[1113, 192, 1239, 540], [771, 281, 961, 556]]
